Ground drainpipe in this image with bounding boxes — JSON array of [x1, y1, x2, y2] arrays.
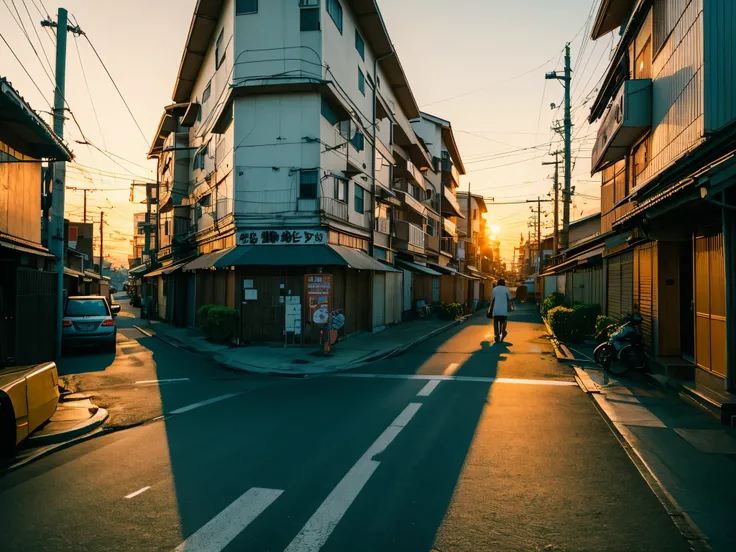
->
[[371, 52, 393, 259]]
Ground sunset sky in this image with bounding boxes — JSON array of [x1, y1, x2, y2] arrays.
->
[[1, 0, 610, 266]]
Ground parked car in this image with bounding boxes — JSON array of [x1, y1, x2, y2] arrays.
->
[[0, 362, 59, 457], [62, 296, 121, 354]]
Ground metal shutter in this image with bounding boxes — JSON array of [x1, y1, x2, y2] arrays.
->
[[607, 256, 622, 319], [621, 251, 634, 317], [636, 244, 655, 350]]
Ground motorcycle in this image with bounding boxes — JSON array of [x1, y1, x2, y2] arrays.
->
[[594, 313, 648, 376]]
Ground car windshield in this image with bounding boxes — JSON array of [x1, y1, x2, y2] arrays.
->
[[65, 299, 109, 317]]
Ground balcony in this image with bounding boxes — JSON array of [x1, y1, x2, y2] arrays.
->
[[592, 79, 652, 173], [320, 196, 348, 221], [443, 217, 457, 236], [375, 217, 390, 235], [396, 190, 428, 218], [440, 237, 457, 257], [406, 160, 424, 189], [394, 220, 425, 254], [441, 186, 465, 218], [457, 243, 466, 260], [442, 154, 461, 187], [426, 233, 439, 253]]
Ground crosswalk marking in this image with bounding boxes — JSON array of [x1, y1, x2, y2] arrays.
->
[[417, 380, 441, 396], [285, 403, 423, 552], [174, 487, 283, 552]]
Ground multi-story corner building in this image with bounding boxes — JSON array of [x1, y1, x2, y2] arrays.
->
[[145, 0, 466, 341], [0, 77, 72, 366], [457, 191, 491, 305], [589, 0, 736, 409]]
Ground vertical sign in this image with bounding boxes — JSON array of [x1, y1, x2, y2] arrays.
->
[[304, 274, 333, 325]]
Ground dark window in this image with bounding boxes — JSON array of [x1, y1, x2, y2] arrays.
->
[[65, 299, 109, 317], [326, 0, 343, 33], [355, 30, 365, 60], [202, 82, 211, 104], [300, 169, 319, 199], [196, 99, 202, 122], [321, 98, 339, 126], [354, 184, 364, 214], [195, 142, 209, 170], [236, 0, 258, 14], [215, 29, 225, 70], [351, 130, 364, 152], [358, 68, 365, 96], [300, 7, 320, 31], [199, 193, 212, 207]]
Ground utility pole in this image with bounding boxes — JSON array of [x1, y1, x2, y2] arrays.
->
[[527, 198, 553, 274], [42, 8, 82, 357], [546, 43, 572, 250], [542, 151, 561, 256], [99, 211, 104, 277], [83, 189, 88, 223]]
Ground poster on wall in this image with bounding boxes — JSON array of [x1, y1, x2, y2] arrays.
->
[[304, 274, 333, 325]]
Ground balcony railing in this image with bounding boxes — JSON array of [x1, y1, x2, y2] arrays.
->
[[426, 233, 439, 252], [395, 220, 425, 253], [442, 154, 461, 186], [407, 160, 423, 188], [440, 237, 457, 257], [397, 190, 427, 218], [457, 243, 466, 260], [442, 186, 463, 218], [443, 217, 457, 236], [320, 196, 348, 221]]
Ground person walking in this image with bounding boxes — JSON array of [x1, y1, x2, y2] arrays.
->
[[488, 279, 513, 342]]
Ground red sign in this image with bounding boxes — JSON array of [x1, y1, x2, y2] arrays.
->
[[304, 274, 333, 325]]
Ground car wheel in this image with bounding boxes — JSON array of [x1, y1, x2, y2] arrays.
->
[[106, 335, 116, 354]]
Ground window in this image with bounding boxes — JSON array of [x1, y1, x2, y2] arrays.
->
[[236, 0, 258, 14], [350, 130, 364, 152], [300, 7, 320, 31], [199, 193, 212, 207], [196, 98, 202, 122], [202, 82, 211, 104], [354, 184, 364, 214], [358, 68, 365, 96], [653, 0, 688, 55], [299, 169, 318, 199], [321, 98, 339, 126], [215, 29, 225, 70], [634, 38, 651, 79], [326, 0, 342, 33], [633, 137, 650, 183], [334, 177, 347, 202], [194, 141, 209, 170], [355, 30, 365, 60], [473, 209, 478, 220], [164, 220, 170, 236]]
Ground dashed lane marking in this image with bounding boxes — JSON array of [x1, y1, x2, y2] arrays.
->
[[417, 380, 441, 396], [135, 378, 190, 385], [333, 373, 577, 386], [169, 393, 240, 415], [124, 486, 151, 499]]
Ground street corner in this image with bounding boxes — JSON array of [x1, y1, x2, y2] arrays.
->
[[27, 397, 108, 447]]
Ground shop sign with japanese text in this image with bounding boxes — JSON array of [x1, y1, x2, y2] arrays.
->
[[304, 274, 333, 325], [238, 229, 328, 246]]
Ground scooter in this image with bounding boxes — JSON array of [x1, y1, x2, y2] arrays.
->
[[594, 313, 647, 376]]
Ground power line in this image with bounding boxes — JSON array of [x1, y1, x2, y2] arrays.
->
[[72, 35, 106, 149], [78, 30, 149, 147], [0, 31, 53, 109], [467, 152, 550, 173], [19, 0, 54, 76]]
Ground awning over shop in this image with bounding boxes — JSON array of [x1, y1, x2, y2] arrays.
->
[[216, 244, 400, 272], [541, 246, 604, 277], [183, 248, 237, 271], [427, 262, 457, 275], [603, 231, 633, 257], [64, 267, 85, 278], [396, 259, 442, 276], [0, 236, 55, 258], [145, 259, 192, 278], [457, 272, 479, 280], [467, 267, 486, 279], [128, 264, 148, 277]]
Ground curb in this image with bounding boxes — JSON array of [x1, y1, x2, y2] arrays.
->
[[587, 393, 712, 551], [214, 316, 468, 377], [134, 325, 206, 357], [542, 316, 570, 361], [27, 407, 109, 447]]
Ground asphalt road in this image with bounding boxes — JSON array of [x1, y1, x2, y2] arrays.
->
[[0, 302, 692, 551]]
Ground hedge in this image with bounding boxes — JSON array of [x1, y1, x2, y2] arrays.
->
[[541, 292, 566, 318], [438, 303, 464, 320], [197, 304, 239, 344], [547, 303, 601, 342], [595, 315, 618, 342]]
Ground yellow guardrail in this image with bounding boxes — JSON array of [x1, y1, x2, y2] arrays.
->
[[0, 362, 60, 454]]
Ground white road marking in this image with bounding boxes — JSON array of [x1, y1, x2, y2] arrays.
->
[[169, 393, 240, 415], [443, 362, 460, 375], [417, 379, 441, 396], [135, 378, 190, 385], [334, 373, 577, 386], [285, 403, 423, 552], [175, 487, 283, 552], [124, 486, 151, 499]]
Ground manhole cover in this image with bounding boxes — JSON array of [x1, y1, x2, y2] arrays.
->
[[290, 359, 311, 365]]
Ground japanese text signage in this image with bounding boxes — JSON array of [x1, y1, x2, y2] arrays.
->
[[304, 274, 333, 325], [238, 229, 328, 246]]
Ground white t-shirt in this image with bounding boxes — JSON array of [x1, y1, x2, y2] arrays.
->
[[491, 286, 512, 316]]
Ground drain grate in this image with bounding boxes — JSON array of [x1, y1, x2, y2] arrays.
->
[[290, 359, 311, 365]]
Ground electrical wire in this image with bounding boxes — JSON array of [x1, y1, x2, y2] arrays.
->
[[19, 0, 54, 76], [0, 31, 52, 109], [72, 35, 106, 149]]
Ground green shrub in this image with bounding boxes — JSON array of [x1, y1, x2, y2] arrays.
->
[[516, 285, 528, 302], [573, 303, 601, 335], [197, 304, 216, 334], [207, 306, 239, 344], [595, 315, 618, 342], [541, 292, 566, 317], [548, 306, 577, 341], [438, 303, 464, 320]]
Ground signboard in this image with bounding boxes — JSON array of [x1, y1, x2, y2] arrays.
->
[[304, 274, 332, 325], [238, 229, 328, 246]]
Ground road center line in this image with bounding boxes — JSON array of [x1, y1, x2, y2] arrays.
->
[[333, 373, 577, 386], [124, 486, 151, 499], [135, 378, 190, 385], [169, 393, 240, 415], [285, 403, 423, 552], [175, 487, 283, 552], [417, 380, 441, 396]]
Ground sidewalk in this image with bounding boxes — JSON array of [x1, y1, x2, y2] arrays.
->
[[574, 364, 736, 551], [139, 315, 471, 375]]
